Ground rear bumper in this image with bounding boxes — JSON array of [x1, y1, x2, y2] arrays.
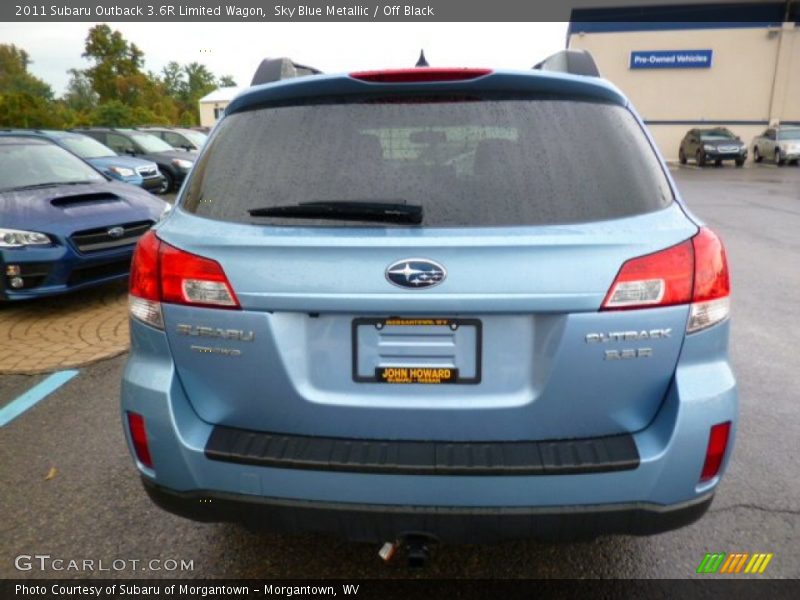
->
[[205, 425, 640, 475], [122, 319, 737, 542], [143, 477, 713, 543]]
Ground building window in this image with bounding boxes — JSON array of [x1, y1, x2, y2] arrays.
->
[[214, 107, 225, 120]]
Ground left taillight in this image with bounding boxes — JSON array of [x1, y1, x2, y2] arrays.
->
[[601, 227, 731, 333], [129, 231, 164, 329], [129, 230, 240, 329]]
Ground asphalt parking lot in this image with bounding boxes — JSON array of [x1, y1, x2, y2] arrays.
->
[[1, 167, 799, 579]]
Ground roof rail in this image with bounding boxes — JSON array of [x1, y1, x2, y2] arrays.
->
[[251, 57, 322, 86], [533, 49, 600, 77]]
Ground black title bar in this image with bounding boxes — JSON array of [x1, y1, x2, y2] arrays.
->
[[4, 0, 798, 22], [3, 579, 800, 600]]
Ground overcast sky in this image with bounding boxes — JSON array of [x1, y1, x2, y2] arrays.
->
[[0, 22, 568, 95]]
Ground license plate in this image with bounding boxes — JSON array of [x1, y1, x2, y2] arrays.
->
[[352, 317, 482, 384], [376, 366, 459, 384]]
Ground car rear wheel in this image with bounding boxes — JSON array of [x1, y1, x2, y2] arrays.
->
[[678, 147, 687, 164], [775, 149, 785, 166], [753, 147, 762, 163], [696, 150, 706, 167]]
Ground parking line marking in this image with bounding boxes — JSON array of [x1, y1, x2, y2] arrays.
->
[[0, 370, 79, 427]]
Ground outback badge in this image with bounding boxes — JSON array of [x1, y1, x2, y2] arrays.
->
[[385, 258, 446, 289]]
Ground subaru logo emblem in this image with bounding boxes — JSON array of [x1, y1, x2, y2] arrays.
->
[[386, 258, 446, 289], [107, 226, 124, 239]]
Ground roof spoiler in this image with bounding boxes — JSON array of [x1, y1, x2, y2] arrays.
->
[[251, 58, 322, 86], [533, 49, 600, 77]]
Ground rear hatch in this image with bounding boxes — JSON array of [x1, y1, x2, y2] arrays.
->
[[157, 78, 696, 441]]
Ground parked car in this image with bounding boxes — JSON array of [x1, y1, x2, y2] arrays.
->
[[0, 134, 168, 301], [752, 125, 800, 165], [122, 53, 736, 551], [678, 127, 747, 167], [0, 129, 165, 192], [73, 128, 196, 193], [136, 126, 208, 152]]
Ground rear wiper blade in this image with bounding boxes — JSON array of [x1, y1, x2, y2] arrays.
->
[[248, 201, 423, 224]]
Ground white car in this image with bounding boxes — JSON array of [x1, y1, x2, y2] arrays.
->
[[752, 126, 800, 165]]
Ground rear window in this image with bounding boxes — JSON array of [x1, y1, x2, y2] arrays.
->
[[182, 97, 673, 227]]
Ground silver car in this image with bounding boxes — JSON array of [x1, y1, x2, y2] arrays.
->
[[752, 126, 800, 165]]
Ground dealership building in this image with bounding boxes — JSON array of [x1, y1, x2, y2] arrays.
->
[[568, 2, 800, 159], [198, 86, 245, 128]]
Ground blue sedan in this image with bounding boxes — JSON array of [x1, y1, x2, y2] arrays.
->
[[0, 134, 169, 301]]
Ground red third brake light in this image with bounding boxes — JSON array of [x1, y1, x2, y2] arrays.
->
[[129, 231, 240, 329], [700, 421, 731, 482], [350, 68, 493, 83], [601, 227, 731, 332]]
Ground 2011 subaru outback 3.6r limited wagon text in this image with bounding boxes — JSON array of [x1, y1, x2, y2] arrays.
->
[[122, 52, 737, 547]]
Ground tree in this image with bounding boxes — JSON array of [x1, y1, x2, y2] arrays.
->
[[0, 34, 234, 130], [90, 100, 136, 127], [156, 60, 218, 125], [0, 92, 60, 128], [63, 68, 98, 113], [81, 24, 147, 104], [0, 43, 59, 128], [161, 61, 183, 97], [182, 62, 217, 101], [0, 44, 54, 99]]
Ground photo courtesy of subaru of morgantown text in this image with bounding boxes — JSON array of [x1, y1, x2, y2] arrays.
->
[[122, 52, 736, 552]]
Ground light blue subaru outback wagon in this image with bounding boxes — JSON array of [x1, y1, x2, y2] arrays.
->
[[121, 51, 737, 553]]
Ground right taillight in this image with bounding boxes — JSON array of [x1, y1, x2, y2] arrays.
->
[[129, 230, 240, 329], [687, 227, 730, 333], [602, 227, 730, 333], [700, 421, 731, 482]]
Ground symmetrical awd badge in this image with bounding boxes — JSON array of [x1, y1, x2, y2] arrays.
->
[[385, 258, 446, 289]]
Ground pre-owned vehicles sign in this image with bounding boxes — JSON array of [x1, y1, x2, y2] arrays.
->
[[630, 49, 713, 69]]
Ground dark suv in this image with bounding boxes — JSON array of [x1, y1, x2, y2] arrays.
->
[[679, 128, 747, 167], [74, 128, 197, 193], [136, 127, 208, 152]]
